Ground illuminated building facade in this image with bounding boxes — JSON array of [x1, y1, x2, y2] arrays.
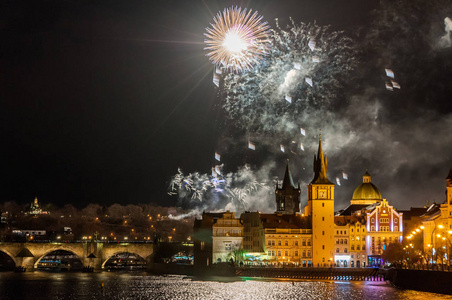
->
[[305, 138, 335, 267], [366, 199, 403, 265], [420, 169, 452, 263], [336, 171, 402, 267], [26, 197, 49, 215], [261, 213, 312, 266], [212, 211, 244, 263]]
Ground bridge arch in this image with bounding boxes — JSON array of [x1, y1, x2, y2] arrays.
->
[[0, 249, 17, 268], [33, 247, 84, 268], [101, 251, 148, 269]]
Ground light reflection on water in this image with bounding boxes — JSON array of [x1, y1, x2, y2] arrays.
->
[[0, 272, 449, 300]]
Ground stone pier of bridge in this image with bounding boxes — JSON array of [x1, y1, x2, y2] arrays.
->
[[0, 242, 154, 271]]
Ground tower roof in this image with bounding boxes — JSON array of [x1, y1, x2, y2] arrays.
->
[[447, 168, 452, 180], [282, 161, 296, 189], [311, 137, 333, 184], [352, 171, 382, 201]]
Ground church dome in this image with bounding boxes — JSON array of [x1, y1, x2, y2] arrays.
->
[[351, 171, 382, 202]]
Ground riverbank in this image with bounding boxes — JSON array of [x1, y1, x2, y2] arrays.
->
[[386, 268, 452, 295]]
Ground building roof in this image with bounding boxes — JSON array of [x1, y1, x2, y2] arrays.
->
[[398, 207, 429, 220], [336, 204, 372, 216], [259, 213, 312, 229], [334, 215, 366, 226]]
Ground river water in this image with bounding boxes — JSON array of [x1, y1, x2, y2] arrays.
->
[[0, 272, 449, 300]]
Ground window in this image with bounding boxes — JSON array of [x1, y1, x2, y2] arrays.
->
[[362, 245, 366, 250], [336, 248, 339, 253], [268, 251, 272, 256], [344, 239, 347, 244], [307, 250, 311, 257], [278, 240, 281, 246], [351, 228, 354, 232], [271, 240, 275, 246], [322, 203, 324, 207], [302, 250, 306, 257], [285, 251, 288, 256], [268, 240, 271, 246], [200, 241, 205, 250], [371, 218, 375, 223], [357, 245, 360, 250], [307, 239, 311, 246], [322, 217, 324, 221], [302, 239, 306, 246], [371, 226, 375, 231], [278, 251, 281, 256], [351, 245, 355, 250], [225, 243, 232, 250], [394, 226, 398, 232], [394, 218, 398, 223], [322, 231, 325, 235], [322, 245, 325, 250], [344, 248, 347, 253], [340, 231, 343, 234], [295, 251, 299, 257], [344, 231, 347, 235], [295, 241, 299, 246], [285, 240, 288, 246]]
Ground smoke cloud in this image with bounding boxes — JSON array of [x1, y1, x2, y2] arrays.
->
[[169, 0, 452, 216]]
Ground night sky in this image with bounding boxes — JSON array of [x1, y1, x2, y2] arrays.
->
[[1, 0, 451, 212]]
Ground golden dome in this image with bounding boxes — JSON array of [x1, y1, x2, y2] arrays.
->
[[351, 171, 382, 203]]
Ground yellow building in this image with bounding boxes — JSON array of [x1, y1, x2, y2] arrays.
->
[[305, 137, 335, 267], [261, 213, 312, 266], [421, 168, 452, 264]]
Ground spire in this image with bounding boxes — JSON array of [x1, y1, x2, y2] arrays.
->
[[282, 160, 296, 189], [311, 136, 333, 184], [363, 170, 371, 183]]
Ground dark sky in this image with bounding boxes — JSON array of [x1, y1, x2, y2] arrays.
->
[[0, 0, 451, 211]]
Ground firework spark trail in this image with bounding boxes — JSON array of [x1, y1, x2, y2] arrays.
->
[[221, 19, 358, 137], [169, 165, 272, 211], [204, 6, 271, 73]]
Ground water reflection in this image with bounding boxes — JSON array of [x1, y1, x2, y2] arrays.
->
[[0, 272, 449, 300]]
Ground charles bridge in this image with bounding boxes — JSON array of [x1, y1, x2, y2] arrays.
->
[[0, 241, 154, 271]]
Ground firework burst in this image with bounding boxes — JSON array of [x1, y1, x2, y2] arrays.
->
[[221, 19, 358, 136], [204, 6, 271, 73], [169, 165, 271, 211]]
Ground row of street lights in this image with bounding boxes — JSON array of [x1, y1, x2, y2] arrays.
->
[[405, 223, 452, 265]]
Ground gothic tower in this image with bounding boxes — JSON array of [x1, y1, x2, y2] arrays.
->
[[305, 137, 335, 267], [275, 162, 301, 214]]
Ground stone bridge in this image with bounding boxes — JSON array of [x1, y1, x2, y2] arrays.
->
[[0, 241, 154, 271]]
